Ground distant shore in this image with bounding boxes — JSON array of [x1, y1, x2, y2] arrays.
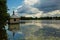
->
[[20, 16, 60, 20]]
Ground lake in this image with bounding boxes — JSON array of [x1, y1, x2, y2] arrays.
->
[[6, 20, 60, 40]]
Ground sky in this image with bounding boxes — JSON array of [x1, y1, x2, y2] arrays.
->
[[7, 0, 24, 15], [7, 0, 60, 17]]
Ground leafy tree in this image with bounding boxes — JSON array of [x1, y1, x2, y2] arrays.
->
[[0, 0, 9, 40]]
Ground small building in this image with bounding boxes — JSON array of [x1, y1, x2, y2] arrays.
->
[[8, 11, 20, 31]]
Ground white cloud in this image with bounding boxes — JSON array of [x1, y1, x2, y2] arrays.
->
[[17, 5, 23, 9], [24, 0, 39, 6], [24, 13, 35, 17], [41, 10, 60, 17], [24, 11, 43, 18], [33, 11, 43, 17]]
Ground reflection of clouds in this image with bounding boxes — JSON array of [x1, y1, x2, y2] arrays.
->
[[20, 20, 41, 25], [39, 23, 60, 29], [20, 20, 60, 29], [20, 21, 42, 37], [45, 24, 60, 29], [7, 30, 25, 40], [20, 20, 60, 38]]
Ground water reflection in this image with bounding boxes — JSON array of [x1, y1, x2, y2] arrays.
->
[[20, 20, 60, 40], [6, 20, 60, 40]]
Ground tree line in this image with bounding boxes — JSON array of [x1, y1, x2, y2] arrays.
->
[[20, 16, 60, 20]]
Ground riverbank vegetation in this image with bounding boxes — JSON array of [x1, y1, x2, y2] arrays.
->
[[0, 0, 9, 40]]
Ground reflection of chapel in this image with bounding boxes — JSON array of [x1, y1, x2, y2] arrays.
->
[[8, 11, 20, 31]]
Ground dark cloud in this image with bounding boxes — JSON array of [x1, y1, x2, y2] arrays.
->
[[36, 4, 58, 13], [33, 0, 60, 12]]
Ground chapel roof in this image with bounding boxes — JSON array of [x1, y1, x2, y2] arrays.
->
[[10, 11, 20, 18]]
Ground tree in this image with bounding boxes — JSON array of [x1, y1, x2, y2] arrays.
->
[[0, 0, 9, 40]]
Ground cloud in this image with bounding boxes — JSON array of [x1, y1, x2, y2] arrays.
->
[[24, 11, 43, 17], [24, 0, 39, 6], [15, 0, 60, 17], [33, 0, 60, 12], [16, 4, 41, 14]]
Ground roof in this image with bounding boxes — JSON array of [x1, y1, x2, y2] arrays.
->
[[10, 10, 20, 18], [10, 14, 20, 18]]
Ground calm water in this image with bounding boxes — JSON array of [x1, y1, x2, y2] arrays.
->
[[6, 20, 60, 40]]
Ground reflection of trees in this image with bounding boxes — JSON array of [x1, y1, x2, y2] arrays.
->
[[33, 27, 60, 40]]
